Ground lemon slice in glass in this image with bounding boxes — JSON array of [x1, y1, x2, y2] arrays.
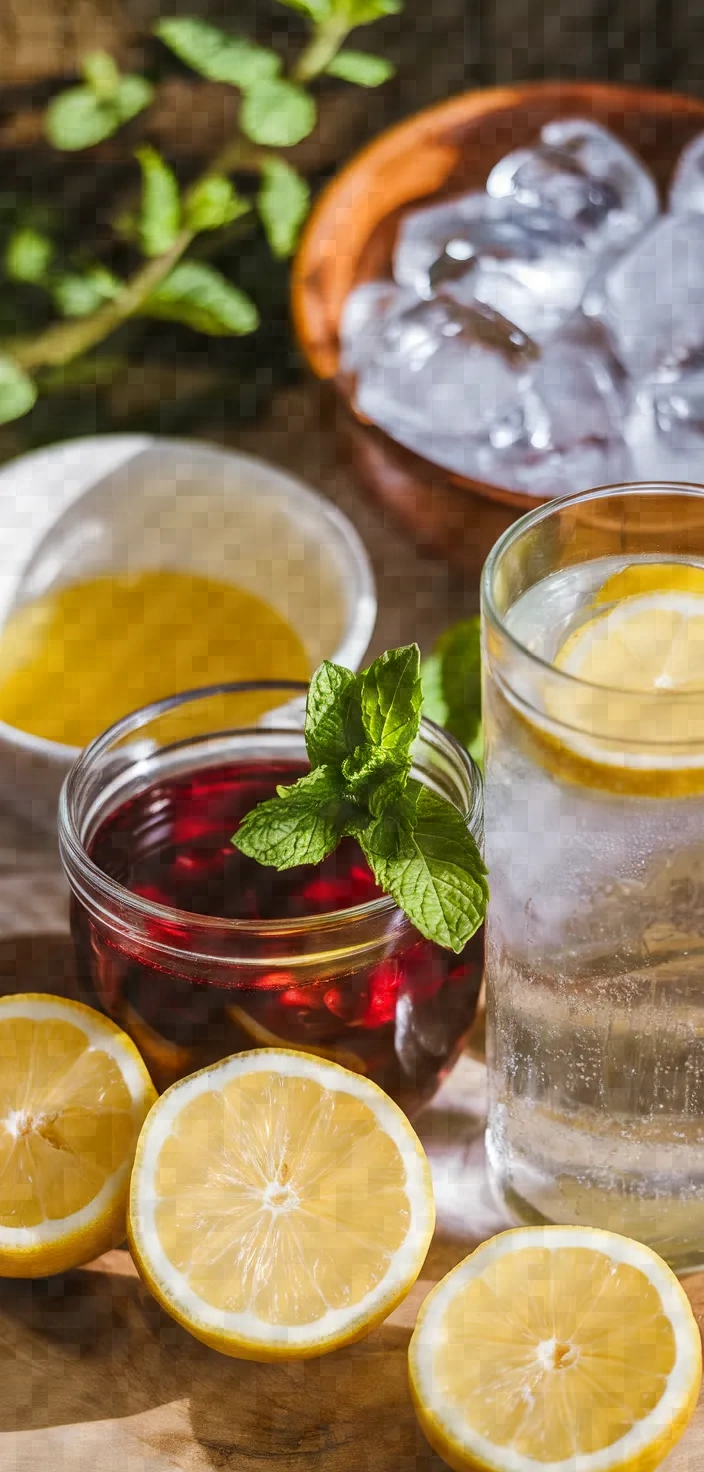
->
[[128, 1048, 435, 1360], [409, 1225, 702, 1472], [0, 993, 156, 1277], [541, 561, 704, 795]]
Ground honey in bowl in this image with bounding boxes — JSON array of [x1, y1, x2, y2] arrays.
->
[[0, 569, 310, 747]]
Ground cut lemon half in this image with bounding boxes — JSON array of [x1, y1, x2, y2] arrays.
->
[[128, 1048, 435, 1360], [535, 561, 704, 795], [0, 993, 156, 1277], [409, 1226, 702, 1472]]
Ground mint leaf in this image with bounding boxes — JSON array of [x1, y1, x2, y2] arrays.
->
[[233, 766, 351, 868], [0, 356, 37, 425], [142, 261, 259, 335], [46, 76, 152, 150], [341, 744, 407, 815], [258, 159, 310, 259], [185, 176, 249, 233], [420, 650, 446, 727], [305, 662, 364, 767], [361, 781, 488, 953], [155, 19, 280, 88], [82, 51, 121, 100], [361, 644, 422, 756], [344, 0, 402, 18], [5, 227, 53, 284], [52, 266, 122, 317], [136, 146, 181, 257], [325, 51, 395, 85], [240, 80, 316, 148], [277, 0, 400, 15], [425, 617, 483, 766]]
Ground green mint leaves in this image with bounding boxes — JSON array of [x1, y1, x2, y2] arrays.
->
[[141, 261, 259, 336], [257, 160, 310, 259], [233, 644, 487, 953], [365, 785, 488, 953], [46, 56, 153, 151], [155, 19, 281, 89], [325, 51, 395, 85], [0, 356, 37, 425], [422, 617, 483, 768]]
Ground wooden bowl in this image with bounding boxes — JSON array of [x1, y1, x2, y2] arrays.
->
[[292, 81, 704, 575]]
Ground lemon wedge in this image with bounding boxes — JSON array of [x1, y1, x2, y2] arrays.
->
[[128, 1048, 435, 1360], [409, 1226, 702, 1472], [0, 993, 156, 1277], [536, 561, 704, 795]]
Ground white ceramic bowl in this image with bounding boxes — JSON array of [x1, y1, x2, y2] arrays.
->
[[0, 434, 376, 828]]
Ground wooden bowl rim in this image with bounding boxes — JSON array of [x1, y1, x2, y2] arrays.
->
[[292, 79, 704, 515]]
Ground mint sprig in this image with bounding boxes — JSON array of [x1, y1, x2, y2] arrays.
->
[[232, 644, 488, 953]]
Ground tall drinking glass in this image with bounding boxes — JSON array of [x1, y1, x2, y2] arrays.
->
[[481, 483, 704, 1271]]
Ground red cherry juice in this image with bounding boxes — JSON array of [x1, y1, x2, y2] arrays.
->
[[71, 758, 483, 1112]]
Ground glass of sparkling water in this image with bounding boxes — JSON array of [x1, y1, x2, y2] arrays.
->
[[481, 482, 704, 1272]]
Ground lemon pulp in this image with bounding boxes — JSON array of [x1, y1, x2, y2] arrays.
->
[[0, 1014, 134, 1227], [409, 1226, 702, 1472], [128, 1049, 435, 1358], [0, 994, 156, 1276], [0, 569, 310, 746]]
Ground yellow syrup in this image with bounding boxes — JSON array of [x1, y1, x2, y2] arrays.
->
[[0, 569, 310, 746]]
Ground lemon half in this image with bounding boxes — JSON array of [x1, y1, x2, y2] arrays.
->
[[409, 1226, 702, 1472], [128, 1047, 435, 1360], [0, 993, 156, 1277]]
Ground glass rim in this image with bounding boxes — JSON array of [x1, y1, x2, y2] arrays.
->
[[481, 480, 704, 699], [59, 678, 480, 944]]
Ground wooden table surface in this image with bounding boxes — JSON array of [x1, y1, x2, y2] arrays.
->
[[0, 397, 701, 1468], [0, 1042, 701, 1472]]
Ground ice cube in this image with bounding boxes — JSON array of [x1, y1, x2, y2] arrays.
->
[[339, 280, 415, 372], [625, 359, 704, 480], [354, 295, 629, 497], [598, 214, 704, 379], [670, 132, 704, 216], [353, 295, 536, 439], [393, 193, 595, 338], [487, 118, 658, 256], [473, 329, 631, 495]]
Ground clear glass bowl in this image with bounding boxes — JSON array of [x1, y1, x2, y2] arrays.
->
[[0, 436, 376, 828], [59, 681, 484, 1115]]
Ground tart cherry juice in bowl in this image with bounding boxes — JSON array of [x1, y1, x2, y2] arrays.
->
[[59, 681, 484, 1114]]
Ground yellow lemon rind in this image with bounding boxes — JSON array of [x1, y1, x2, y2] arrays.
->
[[128, 1047, 435, 1362], [0, 993, 156, 1278], [514, 708, 704, 799], [408, 1226, 702, 1472]]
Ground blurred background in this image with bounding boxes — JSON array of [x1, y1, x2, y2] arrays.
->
[[2, 0, 699, 101], [0, 0, 697, 461]]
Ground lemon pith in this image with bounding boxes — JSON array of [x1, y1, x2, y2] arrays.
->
[[0, 993, 156, 1277], [128, 1047, 435, 1360], [409, 1226, 702, 1472]]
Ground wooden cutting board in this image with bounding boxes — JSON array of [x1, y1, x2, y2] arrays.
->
[[0, 1251, 702, 1472]]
